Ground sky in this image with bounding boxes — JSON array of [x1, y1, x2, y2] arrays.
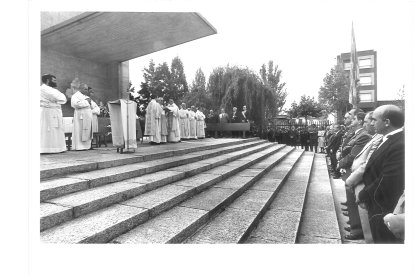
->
[[128, 0, 414, 109]]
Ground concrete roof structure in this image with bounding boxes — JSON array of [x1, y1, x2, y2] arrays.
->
[[41, 12, 217, 63]]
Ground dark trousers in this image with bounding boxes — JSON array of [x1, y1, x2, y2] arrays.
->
[[330, 151, 339, 175], [342, 170, 362, 231], [309, 143, 318, 153], [368, 211, 402, 243]]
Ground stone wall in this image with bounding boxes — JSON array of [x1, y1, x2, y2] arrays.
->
[[41, 48, 128, 117]]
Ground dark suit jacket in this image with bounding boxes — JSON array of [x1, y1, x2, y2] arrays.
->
[[338, 129, 371, 169], [206, 114, 218, 124], [230, 111, 241, 123], [358, 130, 404, 243], [326, 131, 343, 153], [240, 111, 249, 122], [340, 128, 355, 153], [218, 113, 229, 123], [359, 131, 404, 211]]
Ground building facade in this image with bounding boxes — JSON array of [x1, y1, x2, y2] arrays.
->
[[337, 50, 377, 111]]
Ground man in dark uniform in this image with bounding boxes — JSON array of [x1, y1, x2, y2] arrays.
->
[[309, 124, 318, 153]]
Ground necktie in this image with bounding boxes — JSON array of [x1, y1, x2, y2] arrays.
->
[[366, 136, 383, 162]]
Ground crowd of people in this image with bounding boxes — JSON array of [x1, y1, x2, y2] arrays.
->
[[324, 105, 405, 243], [264, 124, 326, 153]]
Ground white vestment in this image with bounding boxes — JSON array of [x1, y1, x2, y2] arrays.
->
[[108, 99, 138, 149], [71, 91, 93, 150], [91, 100, 100, 133], [195, 110, 206, 138], [40, 84, 67, 153], [144, 99, 162, 143], [188, 110, 197, 139], [166, 103, 180, 142], [178, 108, 190, 139]]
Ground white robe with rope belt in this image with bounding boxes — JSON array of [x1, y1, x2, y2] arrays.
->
[[40, 84, 67, 153], [71, 91, 93, 150]]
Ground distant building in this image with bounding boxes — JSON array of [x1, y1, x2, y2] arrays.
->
[[337, 50, 377, 111], [41, 12, 217, 116]]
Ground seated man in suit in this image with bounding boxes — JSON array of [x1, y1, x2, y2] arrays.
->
[[357, 105, 404, 243]]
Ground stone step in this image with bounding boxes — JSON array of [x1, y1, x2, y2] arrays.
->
[[40, 142, 281, 231], [185, 149, 308, 244], [40, 139, 268, 202], [40, 137, 261, 179], [40, 144, 284, 241], [296, 154, 341, 244], [244, 151, 315, 244], [111, 146, 296, 243]]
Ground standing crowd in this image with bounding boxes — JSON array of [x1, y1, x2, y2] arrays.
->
[[265, 124, 324, 153]]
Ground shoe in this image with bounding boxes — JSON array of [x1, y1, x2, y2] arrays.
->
[[345, 233, 363, 240], [342, 211, 349, 216], [344, 226, 351, 232], [341, 207, 348, 212], [340, 202, 348, 206]]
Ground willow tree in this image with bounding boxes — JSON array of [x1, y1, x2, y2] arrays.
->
[[207, 65, 278, 130]]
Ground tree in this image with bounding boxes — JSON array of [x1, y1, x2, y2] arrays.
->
[[259, 60, 287, 118], [170, 56, 189, 102], [184, 68, 211, 109], [288, 95, 323, 125], [395, 85, 405, 113], [206, 64, 279, 131], [318, 65, 352, 122]]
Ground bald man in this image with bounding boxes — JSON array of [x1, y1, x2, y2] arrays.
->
[[357, 105, 405, 243], [71, 83, 93, 150]]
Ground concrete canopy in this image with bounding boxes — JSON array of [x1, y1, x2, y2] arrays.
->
[[41, 12, 217, 64]]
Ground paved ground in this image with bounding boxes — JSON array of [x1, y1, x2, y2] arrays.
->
[[326, 157, 365, 244]]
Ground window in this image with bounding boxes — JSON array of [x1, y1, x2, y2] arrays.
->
[[359, 58, 372, 68], [344, 62, 351, 70], [359, 76, 372, 85], [359, 90, 374, 102]]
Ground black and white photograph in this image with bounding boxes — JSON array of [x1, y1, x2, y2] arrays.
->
[[4, 0, 413, 275]]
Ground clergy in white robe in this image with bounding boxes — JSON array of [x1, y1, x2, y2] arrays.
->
[[188, 106, 197, 139], [166, 99, 181, 142], [159, 99, 168, 143], [87, 87, 100, 133], [91, 100, 100, 133], [144, 98, 162, 144], [195, 108, 206, 138], [40, 74, 67, 153], [71, 84, 93, 150], [178, 103, 190, 140]]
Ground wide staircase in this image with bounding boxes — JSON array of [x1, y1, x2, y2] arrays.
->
[[40, 138, 341, 243]]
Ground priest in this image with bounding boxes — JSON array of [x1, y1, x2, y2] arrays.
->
[[144, 95, 162, 145], [195, 107, 206, 139], [71, 83, 93, 150], [188, 106, 197, 140], [166, 99, 181, 142], [40, 74, 67, 153], [178, 103, 190, 140]]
